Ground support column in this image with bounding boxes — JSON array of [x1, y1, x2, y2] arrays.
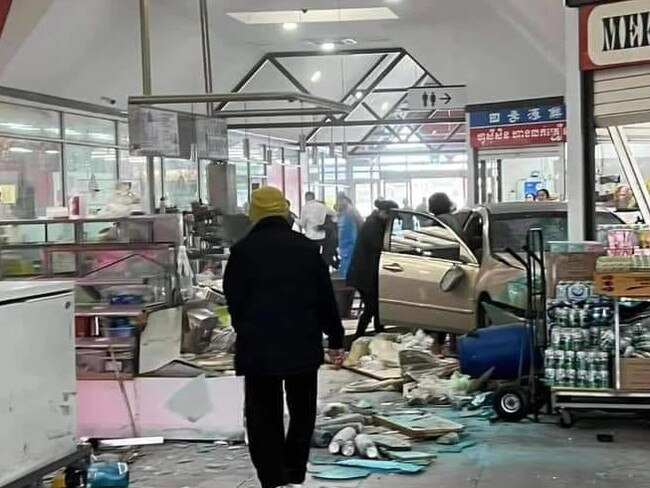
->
[[566, 7, 587, 240], [139, 0, 156, 213]]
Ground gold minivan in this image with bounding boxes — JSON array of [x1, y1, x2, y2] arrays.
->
[[379, 202, 621, 334]]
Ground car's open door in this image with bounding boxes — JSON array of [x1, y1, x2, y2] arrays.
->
[[378, 210, 480, 334]]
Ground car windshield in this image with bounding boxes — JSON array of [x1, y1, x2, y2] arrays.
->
[[489, 211, 621, 253]]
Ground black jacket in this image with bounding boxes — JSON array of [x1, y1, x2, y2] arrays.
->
[[223, 217, 344, 376], [346, 212, 387, 295]]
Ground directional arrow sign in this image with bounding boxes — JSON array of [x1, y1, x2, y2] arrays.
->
[[407, 86, 467, 111]]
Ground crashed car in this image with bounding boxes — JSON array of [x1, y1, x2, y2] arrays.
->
[[379, 202, 621, 333]]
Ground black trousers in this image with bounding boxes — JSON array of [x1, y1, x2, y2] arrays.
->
[[244, 371, 318, 488], [355, 290, 384, 338]]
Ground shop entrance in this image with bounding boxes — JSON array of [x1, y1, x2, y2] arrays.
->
[[476, 145, 565, 203]]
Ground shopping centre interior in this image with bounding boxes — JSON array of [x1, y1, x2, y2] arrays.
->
[[3, 1, 650, 488]]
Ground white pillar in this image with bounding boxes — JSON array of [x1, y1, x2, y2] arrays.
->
[[566, 7, 586, 240]]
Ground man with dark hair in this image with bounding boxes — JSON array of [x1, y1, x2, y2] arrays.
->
[[347, 199, 399, 339], [428, 192, 464, 238], [225, 186, 345, 488]]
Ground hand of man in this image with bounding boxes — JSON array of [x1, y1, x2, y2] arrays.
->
[[328, 349, 346, 369]]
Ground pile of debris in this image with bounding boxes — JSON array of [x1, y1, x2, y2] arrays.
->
[[308, 331, 497, 481]]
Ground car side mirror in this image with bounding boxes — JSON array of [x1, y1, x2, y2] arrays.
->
[[440, 264, 465, 292]]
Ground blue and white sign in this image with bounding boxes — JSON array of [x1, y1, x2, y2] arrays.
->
[[469, 103, 565, 128]]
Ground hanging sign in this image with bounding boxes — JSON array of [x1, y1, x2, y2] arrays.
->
[[407, 86, 467, 110], [468, 102, 566, 149], [195, 117, 229, 161], [128, 106, 180, 157], [580, 0, 650, 70]]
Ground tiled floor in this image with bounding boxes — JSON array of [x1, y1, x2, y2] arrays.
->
[[129, 369, 650, 488]]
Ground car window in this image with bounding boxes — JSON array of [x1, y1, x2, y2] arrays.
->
[[387, 210, 473, 263], [464, 213, 484, 261], [489, 211, 621, 253]]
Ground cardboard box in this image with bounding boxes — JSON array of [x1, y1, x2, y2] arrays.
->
[[546, 252, 601, 297], [620, 358, 650, 391]]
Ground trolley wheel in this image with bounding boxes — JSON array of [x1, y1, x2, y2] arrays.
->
[[493, 385, 530, 422], [559, 410, 574, 428]]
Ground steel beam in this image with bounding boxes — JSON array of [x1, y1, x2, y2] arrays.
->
[[306, 50, 407, 141], [214, 55, 269, 111], [267, 47, 404, 58], [199, 0, 214, 114], [350, 73, 427, 153], [227, 117, 465, 130], [129, 92, 351, 113], [361, 101, 402, 140], [139, 0, 155, 213], [303, 54, 389, 141], [215, 108, 344, 118], [297, 140, 466, 147], [268, 57, 310, 94]]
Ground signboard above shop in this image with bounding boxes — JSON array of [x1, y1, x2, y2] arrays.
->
[[580, 0, 650, 70], [467, 99, 566, 149]]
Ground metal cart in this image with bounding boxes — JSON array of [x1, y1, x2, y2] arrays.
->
[[493, 228, 549, 422], [552, 274, 650, 427]]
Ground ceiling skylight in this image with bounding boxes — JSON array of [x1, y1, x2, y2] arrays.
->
[[228, 8, 398, 25]]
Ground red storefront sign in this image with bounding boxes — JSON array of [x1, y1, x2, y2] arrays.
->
[[469, 122, 567, 148]]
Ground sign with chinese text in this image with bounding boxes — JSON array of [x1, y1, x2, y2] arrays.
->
[[468, 103, 566, 148], [580, 0, 650, 70]]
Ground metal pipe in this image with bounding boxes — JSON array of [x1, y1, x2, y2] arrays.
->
[[139, 0, 156, 213], [128, 92, 352, 113], [198, 0, 213, 114], [227, 117, 465, 130], [139, 0, 152, 95], [214, 108, 345, 118]]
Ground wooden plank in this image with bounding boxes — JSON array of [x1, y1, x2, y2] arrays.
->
[[343, 364, 403, 381], [373, 413, 464, 439]]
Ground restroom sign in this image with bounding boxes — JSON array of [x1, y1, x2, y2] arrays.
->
[[407, 86, 466, 111], [580, 0, 650, 70]]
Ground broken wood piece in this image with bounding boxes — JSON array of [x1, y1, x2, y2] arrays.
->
[[373, 413, 464, 439]]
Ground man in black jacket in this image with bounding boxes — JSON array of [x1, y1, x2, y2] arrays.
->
[[224, 186, 345, 488], [347, 199, 398, 339]]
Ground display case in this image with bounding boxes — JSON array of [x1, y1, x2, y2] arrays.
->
[[0, 215, 182, 379]]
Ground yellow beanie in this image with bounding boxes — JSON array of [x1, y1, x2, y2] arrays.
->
[[249, 186, 289, 223]]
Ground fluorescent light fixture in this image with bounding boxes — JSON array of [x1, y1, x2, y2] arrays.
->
[[228, 7, 398, 25], [310, 70, 322, 83], [9, 147, 33, 153], [282, 22, 298, 31], [321, 42, 336, 52], [355, 90, 364, 99], [44, 149, 59, 154], [381, 102, 389, 112]]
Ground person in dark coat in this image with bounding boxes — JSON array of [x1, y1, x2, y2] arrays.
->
[[347, 199, 399, 339], [224, 186, 345, 488], [428, 192, 465, 240]]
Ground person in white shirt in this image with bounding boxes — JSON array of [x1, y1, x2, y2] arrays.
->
[[299, 191, 328, 244]]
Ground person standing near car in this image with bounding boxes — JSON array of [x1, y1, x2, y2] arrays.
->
[[224, 186, 345, 488], [299, 191, 328, 249], [428, 192, 465, 240], [347, 199, 399, 339], [336, 193, 361, 278]]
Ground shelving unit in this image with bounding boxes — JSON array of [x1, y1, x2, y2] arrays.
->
[[552, 272, 650, 426], [0, 215, 182, 380]]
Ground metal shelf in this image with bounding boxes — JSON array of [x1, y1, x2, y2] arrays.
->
[[75, 337, 135, 349], [75, 303, 151, 317]]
